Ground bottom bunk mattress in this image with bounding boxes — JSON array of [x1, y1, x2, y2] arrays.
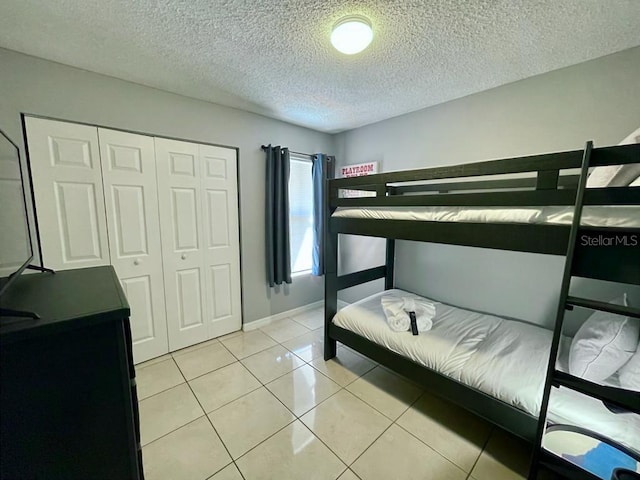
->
[[332, 289, 640, 453]]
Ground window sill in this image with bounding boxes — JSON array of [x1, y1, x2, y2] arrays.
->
[[291, 270, 312, 279]]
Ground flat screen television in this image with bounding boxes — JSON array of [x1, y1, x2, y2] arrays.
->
[[0, 128, 34, 298]]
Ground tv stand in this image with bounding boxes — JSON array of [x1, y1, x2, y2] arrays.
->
[[0, 266, 143, 479], [0, 266, 55, 319]]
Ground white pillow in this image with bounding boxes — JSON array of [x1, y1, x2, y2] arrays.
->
[[586, 163, 640, 187], [618, 349, 640, 391], [586, 127, 640, 188], [569, 294, 639, 382]]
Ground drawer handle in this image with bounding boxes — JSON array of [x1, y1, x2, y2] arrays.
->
[[181, 253, 187, 260], [133, 258, 141, 266]]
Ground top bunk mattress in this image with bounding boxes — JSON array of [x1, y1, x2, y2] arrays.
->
[[332, 205, 640, 228], [332, 289, 640, 453]]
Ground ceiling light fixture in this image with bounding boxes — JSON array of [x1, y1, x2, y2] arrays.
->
[[330, 15, 373, 55]]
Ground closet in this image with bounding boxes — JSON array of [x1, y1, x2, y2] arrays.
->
[[24, 116, 242, 363]]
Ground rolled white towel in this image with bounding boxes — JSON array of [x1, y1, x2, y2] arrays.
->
[[381, 295, 437, 332], [381, 295, 410, 332], [402, 297, 435, 332]]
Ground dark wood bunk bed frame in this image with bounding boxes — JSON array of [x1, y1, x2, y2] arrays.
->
[[323, 141, 640, 447]]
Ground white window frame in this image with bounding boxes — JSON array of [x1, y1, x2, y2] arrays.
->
[[289, 153, 314, 277]]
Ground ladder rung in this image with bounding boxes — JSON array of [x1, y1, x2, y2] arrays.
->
[[565, 296, 640, 318], [539, 450, 602, 480], [552, 371, 640, 413]]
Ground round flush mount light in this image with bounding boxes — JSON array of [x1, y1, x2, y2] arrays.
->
[[331, 15, 373, 55]]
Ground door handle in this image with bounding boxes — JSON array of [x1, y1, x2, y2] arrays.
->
[[181, 253, 187, 260], [134, 258, 141, 266]]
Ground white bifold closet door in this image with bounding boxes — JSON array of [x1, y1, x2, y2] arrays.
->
[[25, 119, 170, 363], [199, 144, 242, 339], [25, 117, 110, 270], [25, 117, 241, 361], [98, 128, 169, 362], [155, 138, 241, 350]]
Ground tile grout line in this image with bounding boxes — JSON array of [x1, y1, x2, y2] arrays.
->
[[140, 329, 384, 479], [140, 413, 209, 449], [292, 416, 351, 474], [345, 389, 425, 471], [342, 366, 423, 423], [137, 380, 187, 403], [137, 331, 305, 478], [139, 358, 206, 448], [180, 361, 243, 479], [322, 349, 492, 476], [239, 345, 308, 384], [148, 332, 411, 478], [257, 337, 345, 423], [171, 338, 222, 358], [229, 335, 370, 474], [182, 337, 329, 420], [259, 325, 314, 344], [263, 368, 338, 417], [181, 338, 245, 379], [466, 426, 494, 480], [230, 417, 299, 466], [390, 391, 485, 477], [399, 389, 482, 474], [137, 353, 236, 402], [272, 339, 382, 474], [138, 355, 249, 480], [190, 355, 283, 480], [140, 328, 520, 480], [146, 339, 359, 412]]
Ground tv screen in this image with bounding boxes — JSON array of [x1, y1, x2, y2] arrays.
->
[[0, 128, 33, 296]]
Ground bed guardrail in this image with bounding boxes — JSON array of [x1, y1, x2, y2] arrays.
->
[[328, 143, 640, 208], [335, 265, 387, 291]]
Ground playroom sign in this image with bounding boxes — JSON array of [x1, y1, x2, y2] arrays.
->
[[340, 161, 378, 198]]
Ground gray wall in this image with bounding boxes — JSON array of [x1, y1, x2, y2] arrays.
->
[[333, 47, 640, 330], [0, 48, 333, 324]]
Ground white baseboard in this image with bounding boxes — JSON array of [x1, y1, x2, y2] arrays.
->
[[243, 298, 352, 332], [243, 300, 324, 331]]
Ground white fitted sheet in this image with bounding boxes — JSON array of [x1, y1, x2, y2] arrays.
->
[[332, 289, 640, 453], [333, 205, 640, 228]]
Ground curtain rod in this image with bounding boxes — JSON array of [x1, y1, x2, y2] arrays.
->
[[261, 145, 313, 158]]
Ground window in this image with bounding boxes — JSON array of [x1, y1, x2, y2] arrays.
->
[[289, 156, 313, 275]]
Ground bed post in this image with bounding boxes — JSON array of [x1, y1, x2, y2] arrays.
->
[[324, 167, 338, 360], [385, 239, 395, 290], [324, 230, 338, 360], [384, 186, 395, 290]]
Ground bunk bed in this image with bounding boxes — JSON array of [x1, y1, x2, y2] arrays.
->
[[322, 142, 640, 477]]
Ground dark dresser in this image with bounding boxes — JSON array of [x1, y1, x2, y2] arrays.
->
[[0, 266, 143, 479]]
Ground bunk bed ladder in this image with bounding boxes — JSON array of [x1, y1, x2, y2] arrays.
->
[[529, 141, 592, 479], [529, 141, 640, 480]]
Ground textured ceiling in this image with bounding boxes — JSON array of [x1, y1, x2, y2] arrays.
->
[[0, 1, 639, 133]]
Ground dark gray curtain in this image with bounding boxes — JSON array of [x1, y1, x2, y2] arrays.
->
[[265, 145, 292, 287], [311, 154, 334, 276]]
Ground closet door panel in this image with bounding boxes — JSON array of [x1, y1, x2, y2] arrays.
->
[[156, 138, 209, 351], [25, 117, 108, 270], [99, 128, 168, 363], [121, 275, 155, 340], [200, 145, 242, 338]]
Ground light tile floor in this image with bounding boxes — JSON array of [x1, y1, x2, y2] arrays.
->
[[137, 307, 555, 480]]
